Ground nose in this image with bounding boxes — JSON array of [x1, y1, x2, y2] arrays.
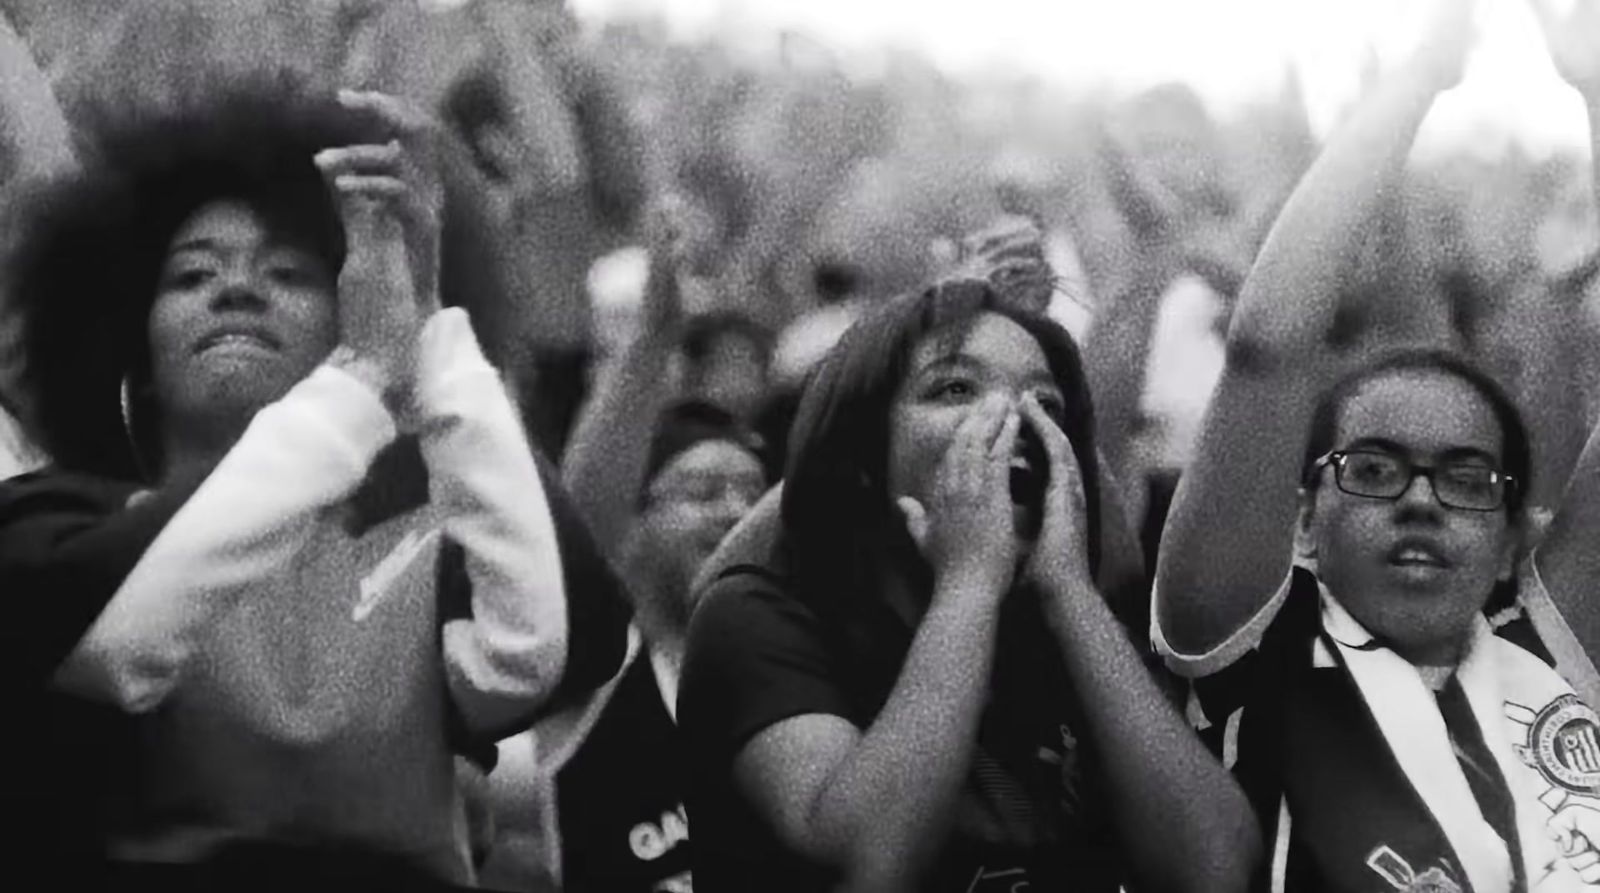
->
[[208, 270, 268, 313], [1393, 470, 1445, 521]]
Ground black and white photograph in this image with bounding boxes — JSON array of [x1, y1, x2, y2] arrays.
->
[[2, 1, 1600, 891]]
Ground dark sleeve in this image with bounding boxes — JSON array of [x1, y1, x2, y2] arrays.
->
[[1188, 570, 1319, 760], [440, 449, 633, 769], [679, 570, 857, 767], [0, 469, 198, 686]]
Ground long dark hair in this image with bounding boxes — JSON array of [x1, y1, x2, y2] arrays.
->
[[2, 73, 516, 481], [779, 278, 1104, 712]]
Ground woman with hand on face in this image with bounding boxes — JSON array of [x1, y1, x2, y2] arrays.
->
[[679, 278, 1259, 893], [0, 79, 629, 888], [1155, 2, 1600, 890]]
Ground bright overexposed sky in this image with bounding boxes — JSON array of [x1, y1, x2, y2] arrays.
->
[[569, 0, 1596, 157]]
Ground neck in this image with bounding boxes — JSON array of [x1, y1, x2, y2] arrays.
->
[[1396, 636, 1469, 672], [631, 581, 689, 666], [156, 409, 253, 488]]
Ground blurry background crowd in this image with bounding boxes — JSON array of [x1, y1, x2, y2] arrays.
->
[[2, 0, 1598, 536]]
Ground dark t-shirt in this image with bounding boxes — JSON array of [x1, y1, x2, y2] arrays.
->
[[679, 567, 1123, 893], [557, 651, 692, 893]]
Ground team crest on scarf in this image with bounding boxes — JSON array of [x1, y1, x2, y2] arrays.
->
[[1366, 846, 1463, 893], [1509, 695, 1600, 793]]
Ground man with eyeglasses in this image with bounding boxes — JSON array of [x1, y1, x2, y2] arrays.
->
[[480, 399, 768, 893], [1157, 347, 1600, 891]]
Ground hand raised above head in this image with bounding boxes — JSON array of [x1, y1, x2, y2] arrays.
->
[[1411, 0, 1479, 92], [1533, 0, 1600, 98], [312, 90, 445, 416], [320, 89, 445, 311]]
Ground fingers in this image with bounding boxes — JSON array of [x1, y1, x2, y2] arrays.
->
[[1530, 0, 1561, 37], [950, 395, 1009, 486], [315, 142, 403, 174], [1021, 393, 1085, 508], [337, 89, 430, 144], [897, 496, 930, 553], [1019, 394, 1073, 472], [989, 406, 1022, 461]]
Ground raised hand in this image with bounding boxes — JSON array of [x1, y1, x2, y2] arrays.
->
[[1413, 0, 1479, 91], [313, 89, 445, 414], [1533, 0, 1600, 97], [897, 395, 1022, 599], [1017, 393, 1093, 594], [640, 191, 694, 337]]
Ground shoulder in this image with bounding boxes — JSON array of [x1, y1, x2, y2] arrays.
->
[[0, 467, 139, 520], [682, 564, 855, 760], [688, 564, 829, 660]]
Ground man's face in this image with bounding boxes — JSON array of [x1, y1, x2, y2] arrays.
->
[[1300, 369, 1519, 666], [638, 439, 767, 611]]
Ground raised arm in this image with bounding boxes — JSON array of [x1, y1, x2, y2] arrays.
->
[[561, 200, 686, 552], [1154, 2, 1473, 656], [48, 361, 398, 713], [421, 306, 572, 741], [1525, 0, 1600, 667], [0, 12, 74, 184]]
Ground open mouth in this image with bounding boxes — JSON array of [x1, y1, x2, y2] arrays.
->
[[196, 329, 280, 355], [1009, 428, 1048, 537], [1385, 537, 1449, 572]]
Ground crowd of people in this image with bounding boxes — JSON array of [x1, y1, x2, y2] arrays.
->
[[3, 0, 1600, 891]]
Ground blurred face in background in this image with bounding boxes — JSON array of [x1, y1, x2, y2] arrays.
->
[[684, 332, 771, 424], [636, 439, 767, 618]]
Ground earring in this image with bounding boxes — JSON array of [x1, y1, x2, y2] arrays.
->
[[120, 372, 152, 482], [119, 373, 135, 441]]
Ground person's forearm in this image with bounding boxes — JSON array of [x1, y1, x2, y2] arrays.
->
[[1045, 578, 1260, 893], [560, 330, 674, 550], [1229, 59, 1441, 354], [1155, 56, 1449, 656], [417, 308, 571, 737], [810, 576, 1001, 892], [0, 14, 74, 181], [51, 364, 396, 712], [1586, 92, 1600, 223]]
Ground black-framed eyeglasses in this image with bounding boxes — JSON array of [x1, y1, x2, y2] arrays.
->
[[1310, 449, 1514, 512]]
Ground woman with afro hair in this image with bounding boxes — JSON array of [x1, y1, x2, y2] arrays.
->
[[0, 72, 630, 889]]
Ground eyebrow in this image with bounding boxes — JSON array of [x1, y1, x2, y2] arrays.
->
[[167, 238, 222, 256], [913, 352, 1060, 389], [1342, 437, 1500, 465]]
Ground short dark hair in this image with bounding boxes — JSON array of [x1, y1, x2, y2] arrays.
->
[[638, 399, 767, 509], [1300, 349, 1531, 515]]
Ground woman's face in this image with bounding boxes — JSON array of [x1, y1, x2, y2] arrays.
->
[[1300, 369, 1519, 666], [638, 438, 768, 606], [147, 199, 339, 425], [886, 312, 1066, 544]]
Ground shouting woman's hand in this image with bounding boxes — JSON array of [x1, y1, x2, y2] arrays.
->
[[898, 394, 1021, 603]]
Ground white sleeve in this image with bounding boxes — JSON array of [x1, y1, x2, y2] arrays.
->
[[51, 365, 397, 712], [1151, 569, 1294, 679], [419, 308, 569, 738]]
